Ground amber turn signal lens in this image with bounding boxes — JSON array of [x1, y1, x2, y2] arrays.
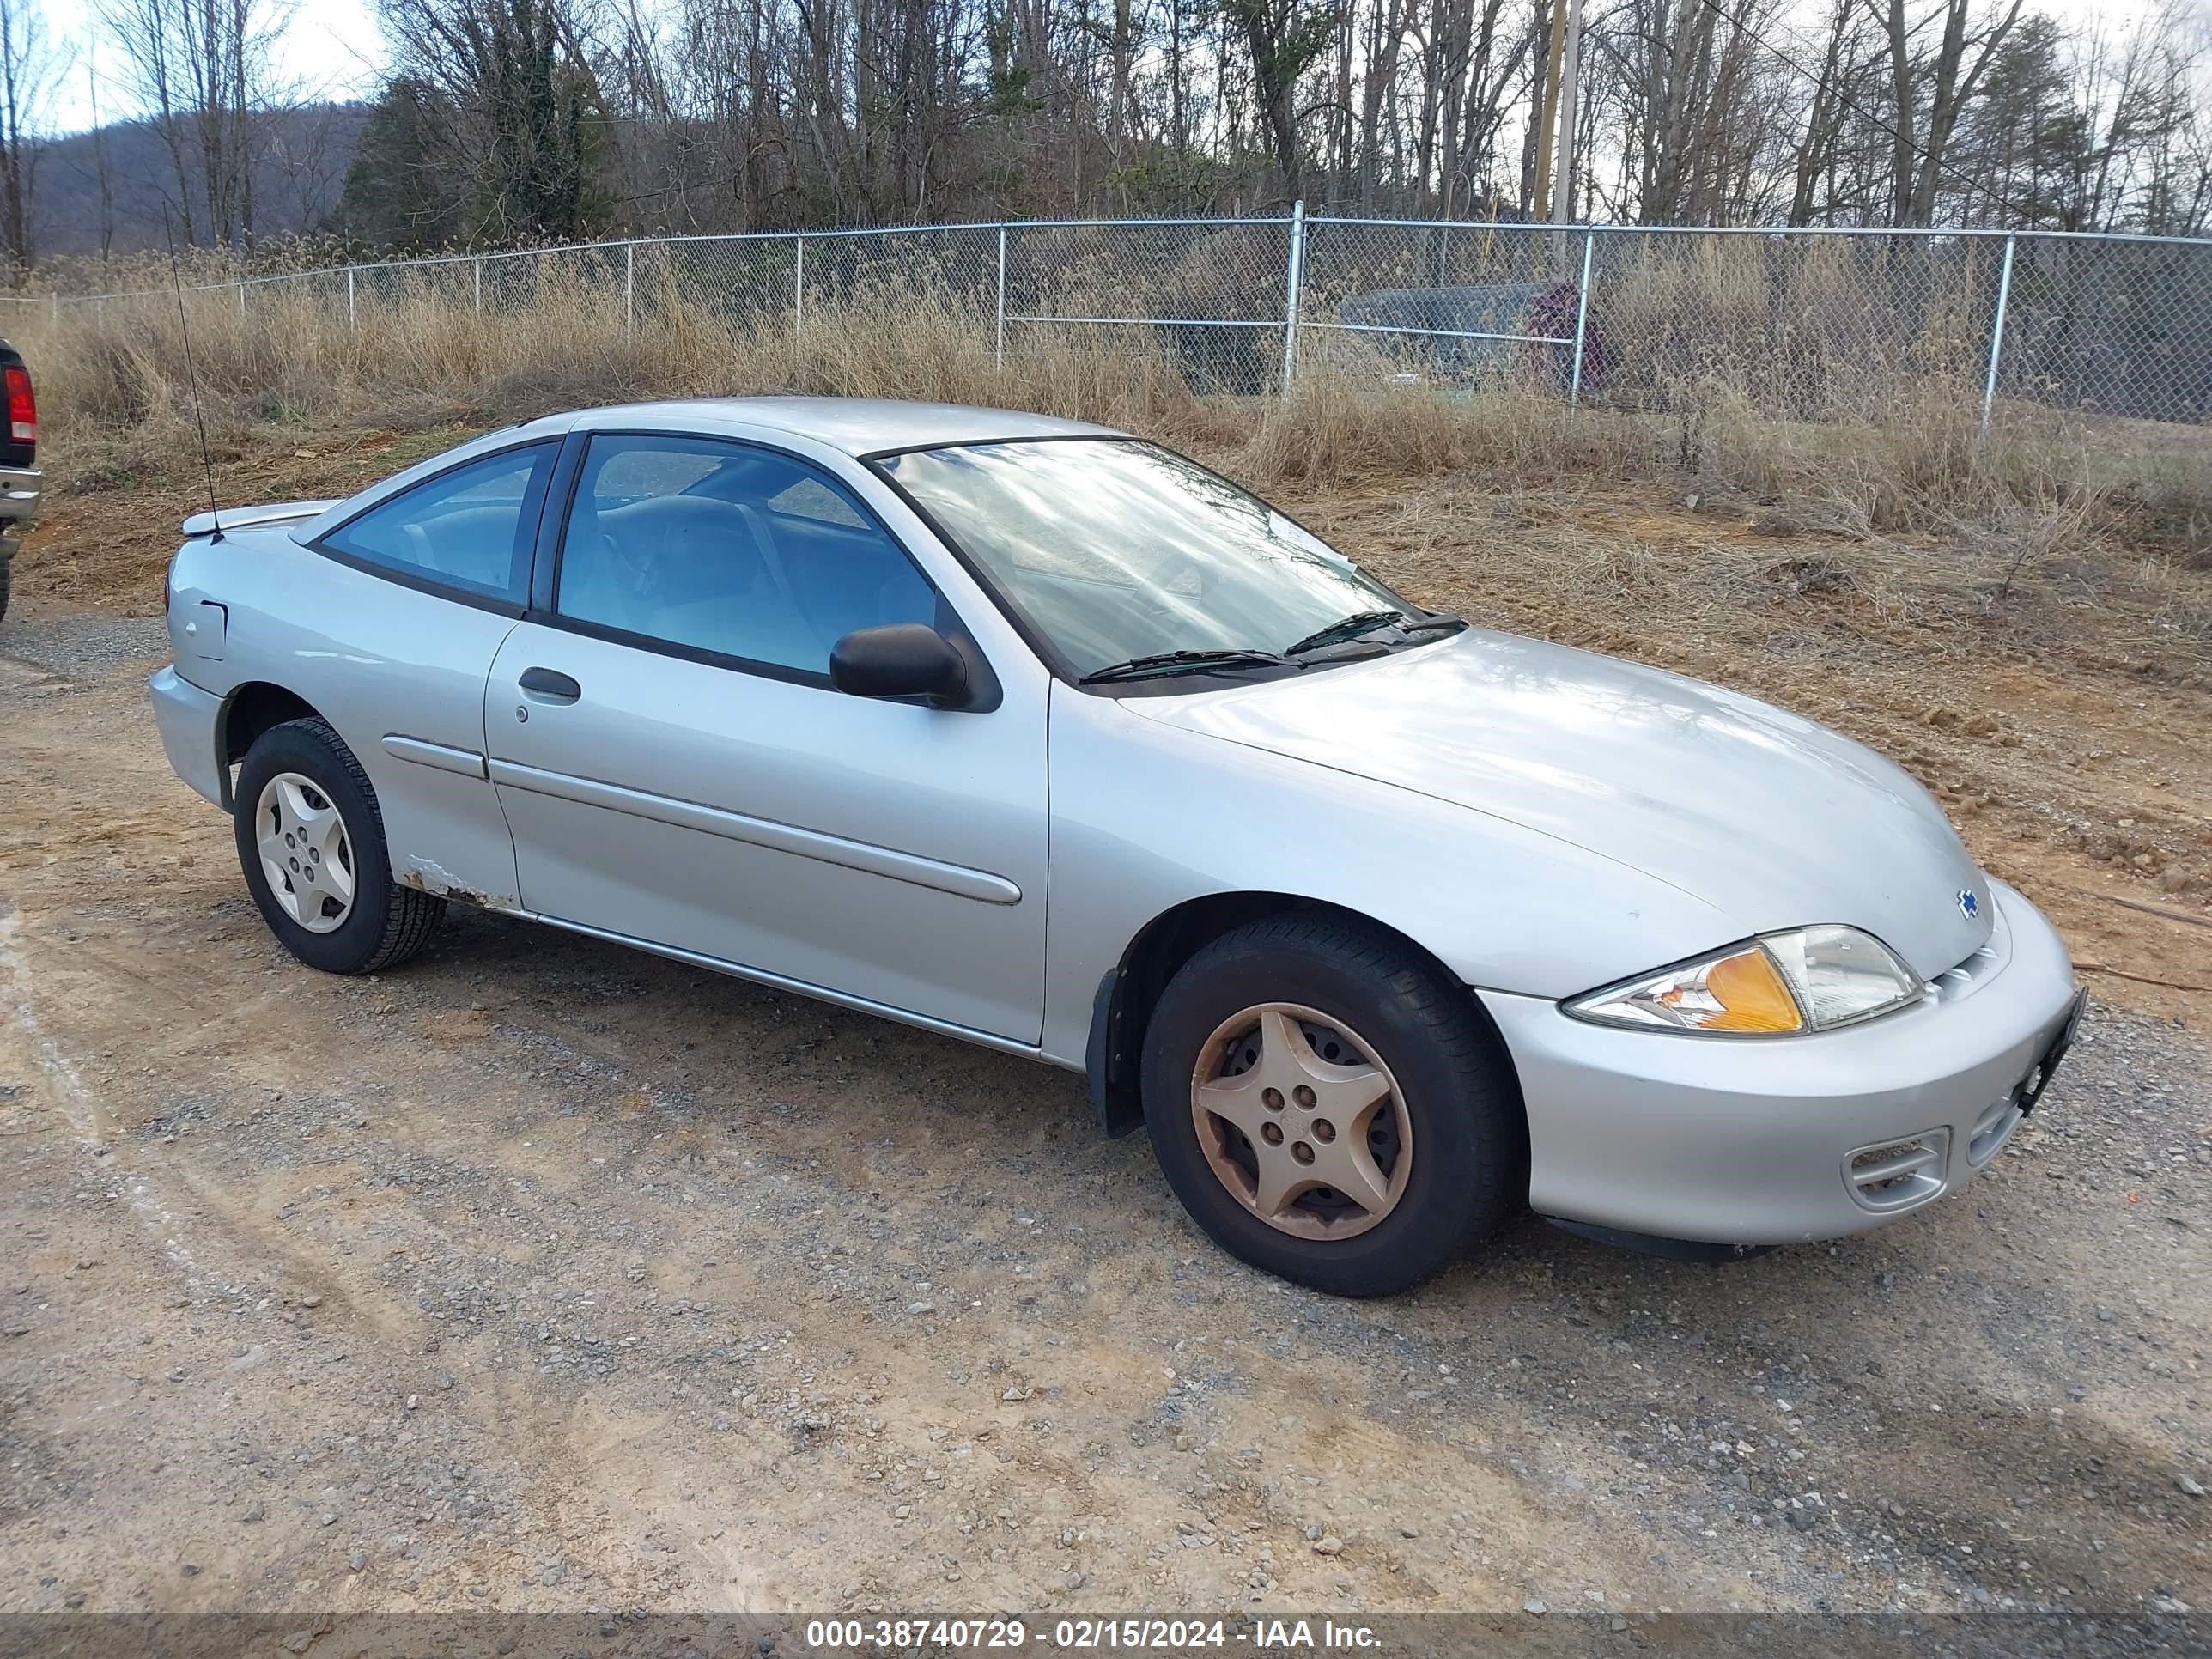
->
[[1698, 948, 1806, 1033]]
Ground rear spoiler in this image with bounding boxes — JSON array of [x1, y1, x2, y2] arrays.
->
[[182, 499, 339, 538]]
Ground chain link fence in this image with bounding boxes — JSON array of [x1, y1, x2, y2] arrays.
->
[[16, 215, 2212, 431]]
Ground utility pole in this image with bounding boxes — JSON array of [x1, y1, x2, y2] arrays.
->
[[1552, 0, 1583, 223], [1532, 0, 1568, 220]]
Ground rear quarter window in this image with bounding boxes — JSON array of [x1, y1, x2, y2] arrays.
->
[[320, 443, 554, 605]]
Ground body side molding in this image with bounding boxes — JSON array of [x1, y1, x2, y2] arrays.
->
[[486, 757, 1024, 905], [382, 733, 490, 779]]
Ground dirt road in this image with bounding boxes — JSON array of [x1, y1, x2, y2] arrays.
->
[[2, 597, 2207, 1631]]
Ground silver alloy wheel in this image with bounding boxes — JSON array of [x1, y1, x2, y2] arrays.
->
[[254, 771, 357, 935], [1189, 1003, 1413, 1240]]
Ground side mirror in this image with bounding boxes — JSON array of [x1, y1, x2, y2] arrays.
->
[[830, 623, 971, 708]]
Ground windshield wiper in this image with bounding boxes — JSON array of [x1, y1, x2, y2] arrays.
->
[[1283, 610, 1413, 655], [1397, 610, 1465, 635], [1284, 608, 1466, 656], [1079, 648, 1299, 685]]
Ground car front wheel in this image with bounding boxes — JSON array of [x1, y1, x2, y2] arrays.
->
[[1140, 913, 1524, 1297], [233, 716, 444, 975]]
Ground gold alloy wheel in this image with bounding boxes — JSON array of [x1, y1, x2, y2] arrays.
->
[[1188, 1003, 1413, 1240]]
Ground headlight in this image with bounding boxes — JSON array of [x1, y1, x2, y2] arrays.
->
[[1565, 926, 1924, 1036]]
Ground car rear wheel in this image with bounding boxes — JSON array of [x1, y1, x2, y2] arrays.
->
[[1140, 913, 1523, 1297], [233, 716, 443, 975]]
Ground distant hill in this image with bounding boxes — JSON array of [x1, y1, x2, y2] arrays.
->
[[30, 104, 369, 260]]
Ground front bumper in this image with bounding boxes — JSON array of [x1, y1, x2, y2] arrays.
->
[[1484, 880, 2080, 1245], [149, 665, 228, 810]]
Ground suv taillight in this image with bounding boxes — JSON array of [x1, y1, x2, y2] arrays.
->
[[4, 365, 33, 445]]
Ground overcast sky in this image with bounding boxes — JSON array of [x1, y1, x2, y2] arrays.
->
[[48, 0, 386, 134]]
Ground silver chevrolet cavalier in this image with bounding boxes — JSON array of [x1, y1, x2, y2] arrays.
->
[[149, 398, 2084, 1296]]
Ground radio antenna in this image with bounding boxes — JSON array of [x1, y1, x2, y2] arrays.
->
[[162, 206, 223, 543]]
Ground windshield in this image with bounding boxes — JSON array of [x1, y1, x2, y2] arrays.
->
[[876, 439, 1418, 681]]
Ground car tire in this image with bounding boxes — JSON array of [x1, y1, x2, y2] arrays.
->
[[233, 715, 444, 975], [1139, 912, 1523, 1297]]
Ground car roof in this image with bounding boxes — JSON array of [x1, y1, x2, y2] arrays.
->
[[562, 396, 1129, 457], [290, 397, 1134, 546]]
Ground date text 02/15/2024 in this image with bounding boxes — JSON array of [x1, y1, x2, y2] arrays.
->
[[803, 1618, 1383, 1650]]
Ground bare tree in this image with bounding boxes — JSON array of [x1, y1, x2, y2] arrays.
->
[[106, 0, 292, 248], [1413, 0, 1531, 215], [1869, 0, 2024, 224], [1224, 0, 1338, 197], [1603, 0, 1776, 224], [88, 58, 117, 259], [0, 0, 64, 282], [2130, 3, 2212, 234], [1786, 0, 1878, 223]]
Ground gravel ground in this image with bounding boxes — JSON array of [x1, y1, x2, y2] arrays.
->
[[2, 617, 2208, 1632], [0, 612, 168, 677]]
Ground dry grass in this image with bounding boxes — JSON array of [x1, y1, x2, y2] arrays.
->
[[20, 263, 1208, 467], [13, 245, 2210, 574]]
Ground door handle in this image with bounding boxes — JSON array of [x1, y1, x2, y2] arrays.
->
[[518, 667, 582, 704]]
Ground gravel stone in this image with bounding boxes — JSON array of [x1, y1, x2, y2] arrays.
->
[[0, 615, 168, 676]]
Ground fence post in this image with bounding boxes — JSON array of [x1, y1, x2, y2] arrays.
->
[[793, 234, 805, 375], [1569, 229, 1595, 407], [1280, 199, 1307, 396], [1980, 234, 2016, 441], [994, 224, 1007, 370], [348, 266, 357, 331], [624, 242, 636, 344], [49, 292, 57, 322], [474, 258, 483, 316], [238, 281, 246, 319]]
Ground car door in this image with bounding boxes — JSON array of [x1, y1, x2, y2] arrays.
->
[[277, 438, 560, 909], [483, 430, 1049, 1045]]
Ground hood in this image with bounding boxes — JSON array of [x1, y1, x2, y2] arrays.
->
[[1125, 628, 1992, 980]]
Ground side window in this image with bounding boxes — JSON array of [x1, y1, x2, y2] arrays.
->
[[555, 434, 938, 677], [322, 444, 552, 604]]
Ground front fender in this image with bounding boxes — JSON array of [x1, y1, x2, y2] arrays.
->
[[1040, 685, 1735, 1067]]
